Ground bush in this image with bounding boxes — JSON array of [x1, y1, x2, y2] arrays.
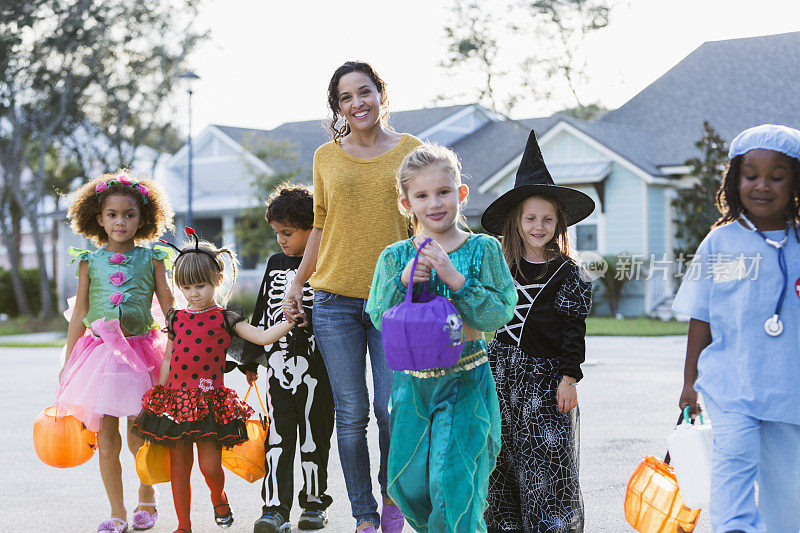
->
[[228, 291, 259, 321], [0, 267, 57, 317]]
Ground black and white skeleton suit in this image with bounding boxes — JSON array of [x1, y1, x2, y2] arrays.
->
[[241, 252, 335, 522]]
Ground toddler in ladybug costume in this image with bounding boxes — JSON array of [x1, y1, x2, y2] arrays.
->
[[134, 228, 293, 533]]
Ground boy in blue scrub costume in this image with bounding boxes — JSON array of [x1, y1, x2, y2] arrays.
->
[[674, 124, 800, 533]]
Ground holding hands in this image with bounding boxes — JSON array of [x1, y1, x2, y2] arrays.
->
[[282, 283, 309, 327]]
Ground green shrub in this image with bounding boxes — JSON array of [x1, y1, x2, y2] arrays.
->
[[228, 291, 259, 321], [0, 268, 56, 317]]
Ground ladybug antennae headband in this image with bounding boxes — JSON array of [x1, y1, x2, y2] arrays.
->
[[159, 226, 221, 271]]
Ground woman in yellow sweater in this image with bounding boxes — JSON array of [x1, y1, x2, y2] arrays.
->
[[282, 61, 421, 533]]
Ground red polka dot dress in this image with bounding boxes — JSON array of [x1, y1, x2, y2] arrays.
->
[[133, 306, 254, 447]]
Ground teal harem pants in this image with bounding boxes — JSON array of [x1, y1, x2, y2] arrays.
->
[[386, 354, 501, 533]]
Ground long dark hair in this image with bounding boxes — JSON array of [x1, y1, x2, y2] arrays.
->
[[714, 154, 800, 232], [326, 61, 389, 143]]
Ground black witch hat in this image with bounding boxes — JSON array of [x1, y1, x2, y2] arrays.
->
[[481, 130, 595, 234]]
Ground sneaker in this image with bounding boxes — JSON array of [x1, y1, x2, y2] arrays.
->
[[298, 509, 328, 530], [380, 503, 405, 533], [253, 510, 290, 533]]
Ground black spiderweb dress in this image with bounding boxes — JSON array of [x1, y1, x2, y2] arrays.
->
[[485, 256, 591, 533]]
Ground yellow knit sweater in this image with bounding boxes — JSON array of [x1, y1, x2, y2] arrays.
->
[[310, 133, 422, 299]]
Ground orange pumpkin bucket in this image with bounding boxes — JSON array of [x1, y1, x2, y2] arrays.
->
[[33, 406, 97, 468], [625, 418, 702, 533], [221, 382, 269, 483], [135, 440, 171, 485]]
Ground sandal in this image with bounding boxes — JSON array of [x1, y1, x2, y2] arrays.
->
[[213, 493, 234, 528], [131, 501, 158, 530], [97, 517, 128, 532]]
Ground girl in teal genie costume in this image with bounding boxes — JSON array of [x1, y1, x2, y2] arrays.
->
[[367, 143, 517, 532]]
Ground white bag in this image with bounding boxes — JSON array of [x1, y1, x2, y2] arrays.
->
[[666, 407, 714, 509]]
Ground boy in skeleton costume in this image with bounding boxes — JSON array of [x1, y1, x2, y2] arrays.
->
[[242, 186, 335, 533]]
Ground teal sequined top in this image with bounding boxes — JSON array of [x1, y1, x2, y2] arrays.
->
[[68, 245, 174, 335], [366, 233, 517, 366]]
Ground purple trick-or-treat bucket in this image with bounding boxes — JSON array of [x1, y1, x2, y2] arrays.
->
[[381, 238, 465, 371]]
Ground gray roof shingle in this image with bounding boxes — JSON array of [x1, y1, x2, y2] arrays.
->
[[595, 31, 800, 169], [450, 119, 532, 216], [211, 105, 541, 216], [212, 104, 473, 176]]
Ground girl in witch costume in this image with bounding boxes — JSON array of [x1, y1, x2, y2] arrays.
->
[[57, 171, 174, 533], [133, 228, 293, 533], [480, 131, 595, 533]]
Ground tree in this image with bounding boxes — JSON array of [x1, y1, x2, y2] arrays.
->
[[0, 0, 205, 316], [595, 254, 634, 317], [559, 102, 607, 120], [672, 121, 728, 257], [234, 138, 308, 266], [439, 0, 612, 114], [0, 185, 30, 315]]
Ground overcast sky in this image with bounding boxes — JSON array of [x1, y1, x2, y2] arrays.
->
[[181, 0, 800, 134]]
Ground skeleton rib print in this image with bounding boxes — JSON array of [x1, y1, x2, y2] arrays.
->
[[263, 268, 315, 367]]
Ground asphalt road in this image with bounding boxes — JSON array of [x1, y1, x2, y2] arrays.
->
[[1, 336, 711, 532]]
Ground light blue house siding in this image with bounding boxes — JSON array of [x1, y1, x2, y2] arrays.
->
[[603, 165, 643, 254], [598, 165, 646, 317], [648, 186, 667, 256], [545, 130, 604, 163]]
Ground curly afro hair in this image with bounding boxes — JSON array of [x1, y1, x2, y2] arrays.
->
[[67, 170, 174, 246], [265, 183, 314, 230]]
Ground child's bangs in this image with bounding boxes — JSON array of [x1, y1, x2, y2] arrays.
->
[[173, 253, 217, 287]]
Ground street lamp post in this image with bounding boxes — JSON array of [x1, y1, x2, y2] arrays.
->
[[179, 71, 200, 227]]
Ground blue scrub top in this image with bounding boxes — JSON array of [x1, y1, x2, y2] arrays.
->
[[673, 221, 800, 424]]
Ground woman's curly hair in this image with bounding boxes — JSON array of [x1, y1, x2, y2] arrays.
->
[[67, 170, 174, 246]]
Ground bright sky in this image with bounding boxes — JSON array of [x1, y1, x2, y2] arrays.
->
[[183, 0, 800, 134]]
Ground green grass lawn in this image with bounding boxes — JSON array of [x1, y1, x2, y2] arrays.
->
[[0, 340, 66, 348], [586, 317, 689, 336], [0, 314, 686, 347], [0, 316, 66, 336]]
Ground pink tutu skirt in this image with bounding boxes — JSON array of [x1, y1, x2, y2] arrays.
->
[[55, 318, 166, 432]]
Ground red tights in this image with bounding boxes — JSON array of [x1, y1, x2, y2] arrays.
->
[[169, 440, 229, 530]]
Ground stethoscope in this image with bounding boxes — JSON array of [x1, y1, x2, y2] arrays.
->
[[739, 213, 789, 336]]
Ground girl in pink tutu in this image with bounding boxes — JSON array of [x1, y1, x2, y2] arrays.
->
[[133, 230, 293, 533], [56, 171, 175, 533]]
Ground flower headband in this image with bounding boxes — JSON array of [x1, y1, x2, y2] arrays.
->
[[159, 226, 221, 271], [95, 174, 150, 204]]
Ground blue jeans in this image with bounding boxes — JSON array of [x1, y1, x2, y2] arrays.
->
[[312, 290, 393, 528]]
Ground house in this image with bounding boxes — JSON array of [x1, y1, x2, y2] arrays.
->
[[54, 105, 534, 299], [482, 31, 800, 316], [153, 104, 534, 294], [55, 31, 800, 315]]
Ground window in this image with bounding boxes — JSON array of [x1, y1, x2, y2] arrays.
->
[[190, 218, 223, 247], [576, 223, 598, 251]]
